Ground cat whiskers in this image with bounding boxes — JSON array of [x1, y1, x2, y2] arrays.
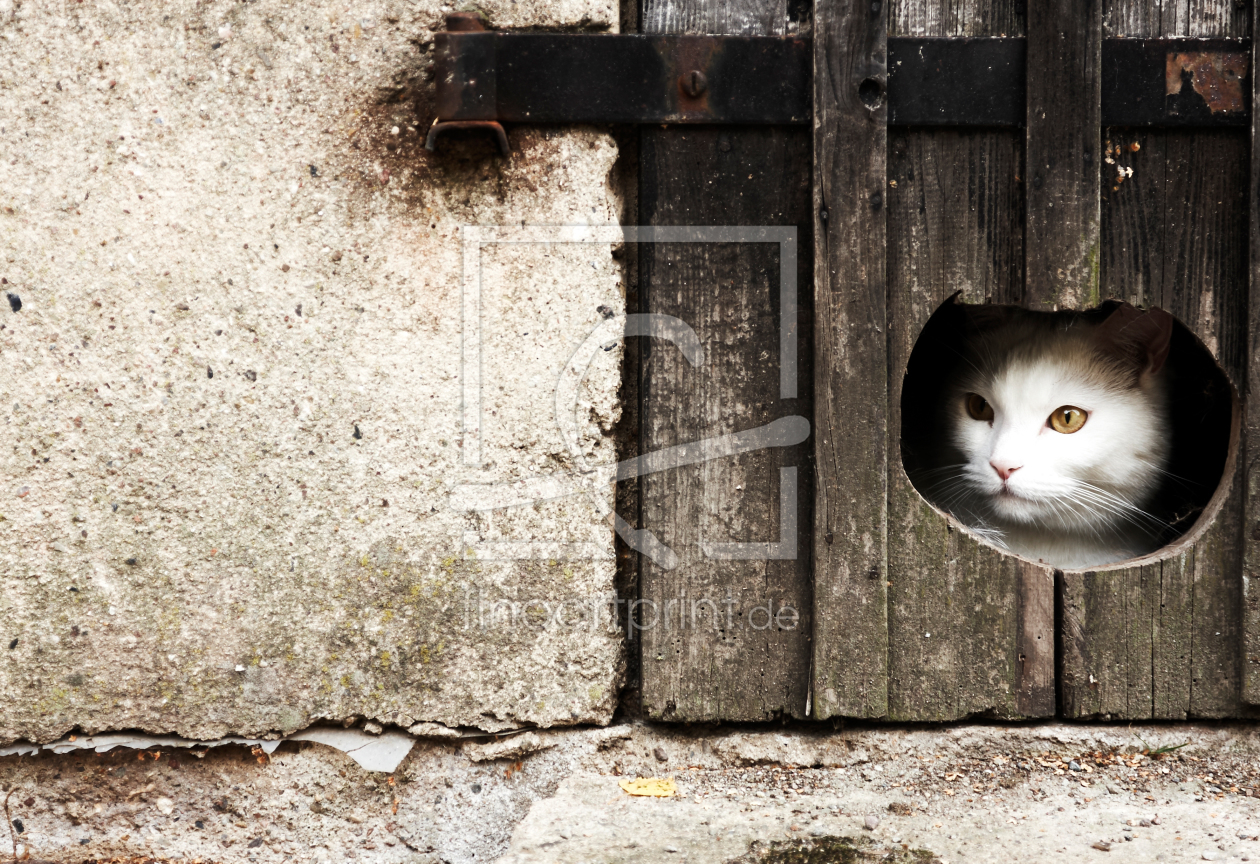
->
[[913, 464, 999, 530], [1065, 482, 1169, 538]]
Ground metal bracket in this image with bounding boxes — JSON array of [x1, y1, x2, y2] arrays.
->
[[426, 18, 1252, 155], [426, 13, 810, 155], [889, 37, 1250, 128]]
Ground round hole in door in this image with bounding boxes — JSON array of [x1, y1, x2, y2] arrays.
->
[[858, 77, 885, 110], [899, 296, 1235, 570]]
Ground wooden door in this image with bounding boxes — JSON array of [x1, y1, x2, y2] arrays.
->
[[809, 0, 1257, 721], [637, 0, 1260, 721], [1058, 0, 1254, 720], [637, 0, 815, 720]]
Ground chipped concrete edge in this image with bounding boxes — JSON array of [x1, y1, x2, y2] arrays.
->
[[0, 720, 552, 775]]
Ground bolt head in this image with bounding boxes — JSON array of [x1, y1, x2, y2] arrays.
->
[[680, 70, 708, 98]]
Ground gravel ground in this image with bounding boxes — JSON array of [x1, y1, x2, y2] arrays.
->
[[4, 722, 1260, 862], [499, 723, 1260, 864]]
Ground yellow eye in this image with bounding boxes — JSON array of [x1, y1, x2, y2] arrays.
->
[[1049, 406, 1088, 434], [965, 393, 994, 422]]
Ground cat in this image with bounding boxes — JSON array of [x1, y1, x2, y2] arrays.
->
[[907, 301, 1175, 570]]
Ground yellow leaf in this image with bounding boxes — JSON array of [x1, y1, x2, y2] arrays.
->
[[619, 777, 676, 798]]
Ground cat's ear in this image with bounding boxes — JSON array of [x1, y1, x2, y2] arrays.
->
[[1095, 303, 1174, 377]]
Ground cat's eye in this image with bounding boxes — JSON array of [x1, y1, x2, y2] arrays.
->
[[965, 393, 994, 423], [1049, 406, 1088, 434]]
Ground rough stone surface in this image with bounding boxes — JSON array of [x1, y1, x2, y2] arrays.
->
[[0, 0, 624, 743], [464, 732, 553, 763], [497, 723, 1260, 864], [3, 722, 1260, 863]]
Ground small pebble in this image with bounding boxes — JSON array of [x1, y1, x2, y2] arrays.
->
[[653, 747, 668, 762], [864, 815, 879, 830]]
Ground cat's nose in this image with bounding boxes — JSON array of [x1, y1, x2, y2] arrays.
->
[[990, 460, 1021, 481]]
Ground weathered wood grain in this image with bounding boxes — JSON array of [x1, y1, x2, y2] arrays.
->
[[1104, 0, 1248, 37], [638, 129, 814, 721], [1065, 12, 1253, 715], [810, 0, 889, 719], [1244, 0, 1260, 704], [1025, 0, 1102, 311], [1158, 132, 1248, 716], [1153, 551, 1195, 717], [1101, 130, 1251, 378], [637, 0, 813, 721], [1159, 133, 1250, 381], [886, 130, 1054, 719], [641, 0, 801, 36], [1097, 129, 1163, 308], [1189, 460, 1249, 716], [889, 0, 1024, 37], [1016, 560, 1057, 715], [1061, 563, 1157, 717]]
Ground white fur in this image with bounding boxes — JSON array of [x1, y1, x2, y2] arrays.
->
[[951, 357, 1168, 570]]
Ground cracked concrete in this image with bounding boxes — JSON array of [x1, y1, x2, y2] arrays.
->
[[3, 722, 1260, 862], [0, 0, 624, 743]]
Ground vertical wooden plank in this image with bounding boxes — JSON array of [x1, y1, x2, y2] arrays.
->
[[1063, 1, 1254, 718], [1153, 553, 1194, 717], [1016, 561, 1057, 715], [1023, 0, 1102, 719], [886, 127, 1054, 720], [1158, 131, 1248, 717], [1025, 0, 1102, 312], [1098, 128, 1164, 309], [1163, 131, 1249, 716], [1244, 0, 1260, 704], [810, 0, 888, 719], [1061, 564, 1157, 717], [637, 0, 813, 722], [1067, 132, 1250, 716], [885, 0, 1050, 722]]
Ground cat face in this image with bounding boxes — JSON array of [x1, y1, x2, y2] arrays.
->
[[952, 352, 1168, 532]]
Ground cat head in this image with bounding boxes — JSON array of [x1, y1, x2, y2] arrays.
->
[[948, 303, 1173, 535]]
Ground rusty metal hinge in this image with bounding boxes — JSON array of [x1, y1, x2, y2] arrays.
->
[[427, 19, 1251, 157], [426, 13, 811, 156]]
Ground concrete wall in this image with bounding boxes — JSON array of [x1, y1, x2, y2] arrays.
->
[[0, 0, 624, 745]]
